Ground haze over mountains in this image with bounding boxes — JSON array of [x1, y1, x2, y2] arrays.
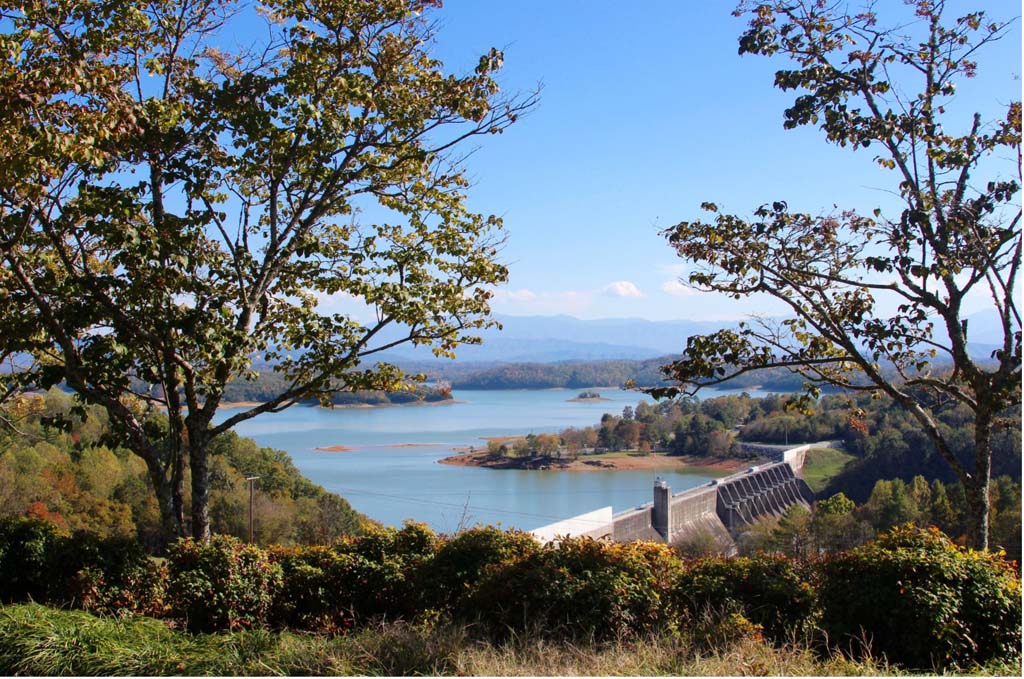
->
[[378, 314, 727, 363], [377, 310, 1010, 365], [5, 311, 1006, 374]]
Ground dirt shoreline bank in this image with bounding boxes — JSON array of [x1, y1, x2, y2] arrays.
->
[[438, 450, 758, 474]]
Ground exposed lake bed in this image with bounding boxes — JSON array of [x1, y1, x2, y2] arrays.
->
[[438, 449, 754, 474]]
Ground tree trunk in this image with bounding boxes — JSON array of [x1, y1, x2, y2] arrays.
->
[[171, 444, 186, 539], [966, 408, 994, 550], [964, 479, 990, 551], [189, 436, 211, 541], [144, 457, 184, 547], [163, 372, 188, 540]]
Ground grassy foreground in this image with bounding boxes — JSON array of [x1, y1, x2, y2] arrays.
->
[[0, 603, 878, 676], [2, 603, 1018, 677]]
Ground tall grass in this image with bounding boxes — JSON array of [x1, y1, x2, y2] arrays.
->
[[0, 603, 948, 676]]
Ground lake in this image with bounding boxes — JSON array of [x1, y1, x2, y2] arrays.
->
[[220, 387, 774, 533]]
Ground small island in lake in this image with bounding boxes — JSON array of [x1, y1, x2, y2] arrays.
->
[[567, 390, 610, 402], [314, 444, 355, 453]]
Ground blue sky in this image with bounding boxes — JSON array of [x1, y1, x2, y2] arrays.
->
[[382, 0, 1022, 322]]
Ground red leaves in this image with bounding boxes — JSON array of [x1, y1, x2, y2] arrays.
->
[[25, 501, 68, 530]]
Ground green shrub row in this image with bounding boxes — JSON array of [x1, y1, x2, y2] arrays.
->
[[0, 518, 161, 616], [818, 527, 1022, 669], [0, 518, 1018, 670]]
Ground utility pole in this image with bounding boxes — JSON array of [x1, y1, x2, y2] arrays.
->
[[245, 476, 260, 543]]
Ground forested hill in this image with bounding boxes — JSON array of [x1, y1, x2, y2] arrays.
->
[[223, 358, 811, 398], [0, 390, 371, 550], [437, 357, 810, 392], [231, 355, 970, 397], [220, 372, 452, 406], [416, 355, 970, 393]]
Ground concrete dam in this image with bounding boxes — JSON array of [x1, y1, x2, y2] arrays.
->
[[530, 444, 819, 555]]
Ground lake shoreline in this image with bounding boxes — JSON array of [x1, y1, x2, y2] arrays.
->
[[328, 399, 465, 409], [221, 385, 775, 531], [438, 450, 758, 474]]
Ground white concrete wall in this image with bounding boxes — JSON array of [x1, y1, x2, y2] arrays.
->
[[779, 440, 842, 475], [530, 506, 614, 543], [780, 444, 811, 474]]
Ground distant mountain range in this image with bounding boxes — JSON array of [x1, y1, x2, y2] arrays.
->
[[377, 309, 1009, 364], [8, 311, 1003, 376], [377, 314, 734, 363]]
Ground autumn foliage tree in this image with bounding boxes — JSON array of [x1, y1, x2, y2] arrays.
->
[[0, 0, 534, 542], [653, 1, 1020, 548]]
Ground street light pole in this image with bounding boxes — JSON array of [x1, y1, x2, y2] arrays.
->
[[245, 476, 260, 543]]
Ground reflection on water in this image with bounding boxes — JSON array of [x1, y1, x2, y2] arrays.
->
[[219, 387, 770, 532]]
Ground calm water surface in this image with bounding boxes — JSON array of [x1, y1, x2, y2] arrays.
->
[[219, 388, 772, 532]]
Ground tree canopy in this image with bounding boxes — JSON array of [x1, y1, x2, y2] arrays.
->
[[652, 1, 1020, 548], [0, 0, 535, 542], [0, 390, 368, 549]]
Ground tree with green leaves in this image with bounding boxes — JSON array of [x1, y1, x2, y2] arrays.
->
[[0, 0, 534, 542], [651, 1, 1020, 549], [0, 0, 142, 426]]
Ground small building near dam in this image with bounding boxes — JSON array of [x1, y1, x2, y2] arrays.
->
[[530, 443, 823, 555]]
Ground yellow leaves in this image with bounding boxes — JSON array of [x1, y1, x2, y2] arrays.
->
[[0, 393, 46, 421], [1006, 101, 1021, 133], [144, 57, 165, 76]]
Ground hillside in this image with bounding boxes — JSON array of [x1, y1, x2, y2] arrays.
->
[[0, 390, 370, 549], [437, 358, 809, 391]]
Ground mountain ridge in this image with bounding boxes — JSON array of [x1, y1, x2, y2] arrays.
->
[[374, 309, 1007, 364]]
